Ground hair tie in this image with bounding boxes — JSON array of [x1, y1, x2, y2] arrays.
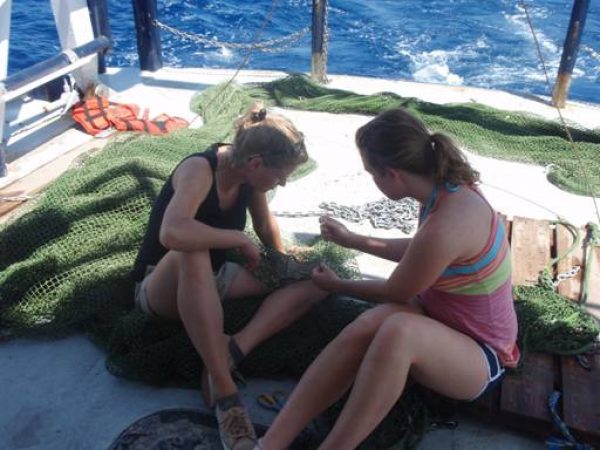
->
[[251, 108, 267, 123], [429, 135, 436, 151]]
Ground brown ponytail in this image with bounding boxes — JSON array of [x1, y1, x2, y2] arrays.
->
[[356, 108, 479, 185], [429, 133, 480, 184]]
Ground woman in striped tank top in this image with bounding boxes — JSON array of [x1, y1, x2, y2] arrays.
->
[[256, 109, 520, 450]]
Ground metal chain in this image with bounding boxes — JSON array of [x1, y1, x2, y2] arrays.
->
[[553, 265, 581, 288], [153, 19, 309, 53], [273, 198, 419, 234]]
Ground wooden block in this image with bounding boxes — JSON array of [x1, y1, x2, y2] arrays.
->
[[510, 217, 551, 286], [500, 353, 556, 421], [583, 244, 600, 321], [502, 217, 555, 422], [471, 382, 500, 414], [499, 213, 512, 243], [555, 224, 585, 302], [561, 354, 600, 435]]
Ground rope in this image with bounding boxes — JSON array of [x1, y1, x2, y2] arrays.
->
[[580, 222, 599, 305], [168, 0, 280, 128], [519, 2, 600, 226], [8, 75, 79, 139], [537, 219, 581, 290], [481, 182, 564, 218], [546, 391, 594, 450], [0, 195, 34, 203], [154, 19, 309, 53]]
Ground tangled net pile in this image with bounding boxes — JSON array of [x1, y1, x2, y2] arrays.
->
[[1, 75, 598, 449]]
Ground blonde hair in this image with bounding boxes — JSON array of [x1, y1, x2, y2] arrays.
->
[[230, 102, 308, 168], [355, 108, 479, 185]]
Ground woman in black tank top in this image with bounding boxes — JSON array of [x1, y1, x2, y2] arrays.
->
[[133, 103, 327, 449]]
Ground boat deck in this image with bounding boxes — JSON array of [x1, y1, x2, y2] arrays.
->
[[1, 69, 599, 449]]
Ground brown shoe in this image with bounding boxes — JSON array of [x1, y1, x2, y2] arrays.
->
[[216, 399, 257, 450], [201, 336, 246, 408]]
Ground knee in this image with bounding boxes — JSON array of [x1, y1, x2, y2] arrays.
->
[[338, 308, 388, 347], [374, 313, 416, 351], [177, 250, 213, 280]]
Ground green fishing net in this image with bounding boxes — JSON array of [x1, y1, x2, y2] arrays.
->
[[1, 75, 599, 450], [240, 74, 600, 196], [514, 285, 600, 357]]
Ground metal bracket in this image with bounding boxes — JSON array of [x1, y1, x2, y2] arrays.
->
[[62, 49, 80, 64]]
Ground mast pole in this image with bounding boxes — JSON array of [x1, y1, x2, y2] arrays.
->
[[552, 0, 590, 108]]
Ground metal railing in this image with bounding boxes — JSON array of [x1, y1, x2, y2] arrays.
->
[[0, 36, 111, 177]]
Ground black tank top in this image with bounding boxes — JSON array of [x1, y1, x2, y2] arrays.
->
[[132, 144, 253, 281]]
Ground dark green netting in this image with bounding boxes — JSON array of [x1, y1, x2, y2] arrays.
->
[[235, 74, 600, 197], [514, 285, 600, 357], [1, 75, 599, 449]]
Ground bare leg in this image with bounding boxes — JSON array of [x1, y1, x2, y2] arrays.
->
[[145, 251, 243, 398], [259, 302, 422, 450], [318, 312, 489, 450], [228, 276, 329, 355], [145, 256, 331, 398]]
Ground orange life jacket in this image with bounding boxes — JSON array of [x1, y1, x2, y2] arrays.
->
[[71, 95, 189, 136], [71, 95, 112, 136]]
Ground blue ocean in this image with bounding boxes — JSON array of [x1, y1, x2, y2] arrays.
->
[[7, 0, 600, 104]]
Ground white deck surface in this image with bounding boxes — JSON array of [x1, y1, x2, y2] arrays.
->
[[1, 67, 598, 449]]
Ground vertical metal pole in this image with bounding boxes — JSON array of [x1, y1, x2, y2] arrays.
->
[[552, 0, 590, 108], [0, 0, 12, 177], [132, 0, 163, 71], [87, 0, 111, 74], [311, 0, 328, 84]]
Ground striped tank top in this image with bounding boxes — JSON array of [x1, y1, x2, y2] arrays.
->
[[419, 183, 520, 367]]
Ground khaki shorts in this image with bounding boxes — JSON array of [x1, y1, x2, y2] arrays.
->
[[134, 262, 243, 317]]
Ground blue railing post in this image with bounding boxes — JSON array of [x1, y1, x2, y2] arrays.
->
[[552, 0, 590, 108], [132, 0, 163, 71], [87, 0, 111, 74]]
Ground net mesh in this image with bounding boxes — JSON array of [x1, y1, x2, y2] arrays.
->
[[1, 75, 599, 449], [245, 75, 600, 196]]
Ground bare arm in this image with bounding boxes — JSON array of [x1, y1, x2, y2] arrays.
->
[[313, 223, 460, 304], [348, 234, 412, 262], [320, 216, 411, 262], [159, 157, 258, 263], [248, 190, 285, 253]]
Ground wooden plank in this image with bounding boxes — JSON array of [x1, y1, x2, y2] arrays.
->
[[561, 226, 600, 436], [555, 223, 585, 302], [510, 216, 552, 286], [499, 213, 512, 244], [501, 217, 555, 421], [500, 354, 556, 422], [561, 354, 600, 435], [471, 382, 501, 414], [583, 243, 600, 321]]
